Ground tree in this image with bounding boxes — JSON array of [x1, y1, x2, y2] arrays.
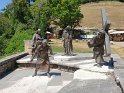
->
[[0, 0, 84, 56], [0, 14, 13, 56], [30, 0, 53, 36], [31, 0, 83, 35], [12, 0, 31, 23], [51, 0, 83, 29]]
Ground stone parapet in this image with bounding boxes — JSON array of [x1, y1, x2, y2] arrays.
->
[[0, 52, 28, 76]]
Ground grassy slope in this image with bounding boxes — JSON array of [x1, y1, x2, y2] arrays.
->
[[50, 39, 92, 53], [50, 39, 124, 59], [80, 1, 124, 29], [111, 44, 124, 59]]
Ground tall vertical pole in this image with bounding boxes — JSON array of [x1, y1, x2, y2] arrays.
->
[[101, 8, 111, 56]]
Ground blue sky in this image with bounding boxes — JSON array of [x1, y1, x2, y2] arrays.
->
[[0, 0, 12, 12]]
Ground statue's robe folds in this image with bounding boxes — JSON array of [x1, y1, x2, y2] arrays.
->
[[88, 32, 105, 64]]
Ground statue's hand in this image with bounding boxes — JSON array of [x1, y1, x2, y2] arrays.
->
[[87, 42, 93, 48]]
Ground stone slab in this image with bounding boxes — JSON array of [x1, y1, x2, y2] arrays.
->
[[0, 68, 74, 91], [53, 54, 92, 61], [74, 69, 108, 80], [52, 59, 113, 73], [46, 86, 63, 93], [0, 68, 34, 90], [48, 76, 63, 86], [16, 53, 114, 73], [0, 76, 51, 93], [47, 71, 73, 86], [114, 69, 124, 91], [16, 53, 93, 63], [61, 72, 73, 81], [57, 79, 121, 93]]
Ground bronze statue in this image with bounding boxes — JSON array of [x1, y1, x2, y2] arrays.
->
[[31, 29, 42, 56], [87, 31, 105, 67], [62, 26, 73, 56], [30, 40, 52, 77]]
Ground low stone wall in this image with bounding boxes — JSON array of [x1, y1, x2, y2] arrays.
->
[[0, 52, 28, 76]]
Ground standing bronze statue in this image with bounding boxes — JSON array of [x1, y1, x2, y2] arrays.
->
[[87, 31, 105, 67], [30, 40, 52, 77], [31, 29, 42, 56], [62, 26, 73, 56]]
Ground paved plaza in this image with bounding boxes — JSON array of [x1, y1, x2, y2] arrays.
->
[[0, 53, 124, 93]]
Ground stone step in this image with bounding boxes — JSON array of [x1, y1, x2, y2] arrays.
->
[[16, 54, 113, 73]]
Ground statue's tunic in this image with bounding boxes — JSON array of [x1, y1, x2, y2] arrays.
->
[[31, 33, 42, 56], [88, 32, 105, 64], [62, 30, 73, 55], [31, 40, 50, 75]]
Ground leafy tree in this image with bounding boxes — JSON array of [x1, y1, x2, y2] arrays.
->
[[0, 36, 7, 56], [31, 0, 83, 34], [51, 0, 83, 29], [11, 0, 31, 23], [0, 14, 13, 56], [30, 0, 52, 36], [0, 0, 84, 57]]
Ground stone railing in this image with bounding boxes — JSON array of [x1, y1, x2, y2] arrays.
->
[[0, 52, 28, 76]]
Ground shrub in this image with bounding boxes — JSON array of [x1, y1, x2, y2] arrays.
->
[[79, 0, 90, 4], [5, 29, 33, 54]]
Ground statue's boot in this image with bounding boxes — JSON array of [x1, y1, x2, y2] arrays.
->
[[47, 72, 51, 78], [101, 57, 104, 62], [32, 69, 37, 77]]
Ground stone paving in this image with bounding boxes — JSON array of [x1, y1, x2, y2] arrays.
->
[[17, 53, 114, 73], [0, 53, 124, 93], [0, 68, 74, 93]]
